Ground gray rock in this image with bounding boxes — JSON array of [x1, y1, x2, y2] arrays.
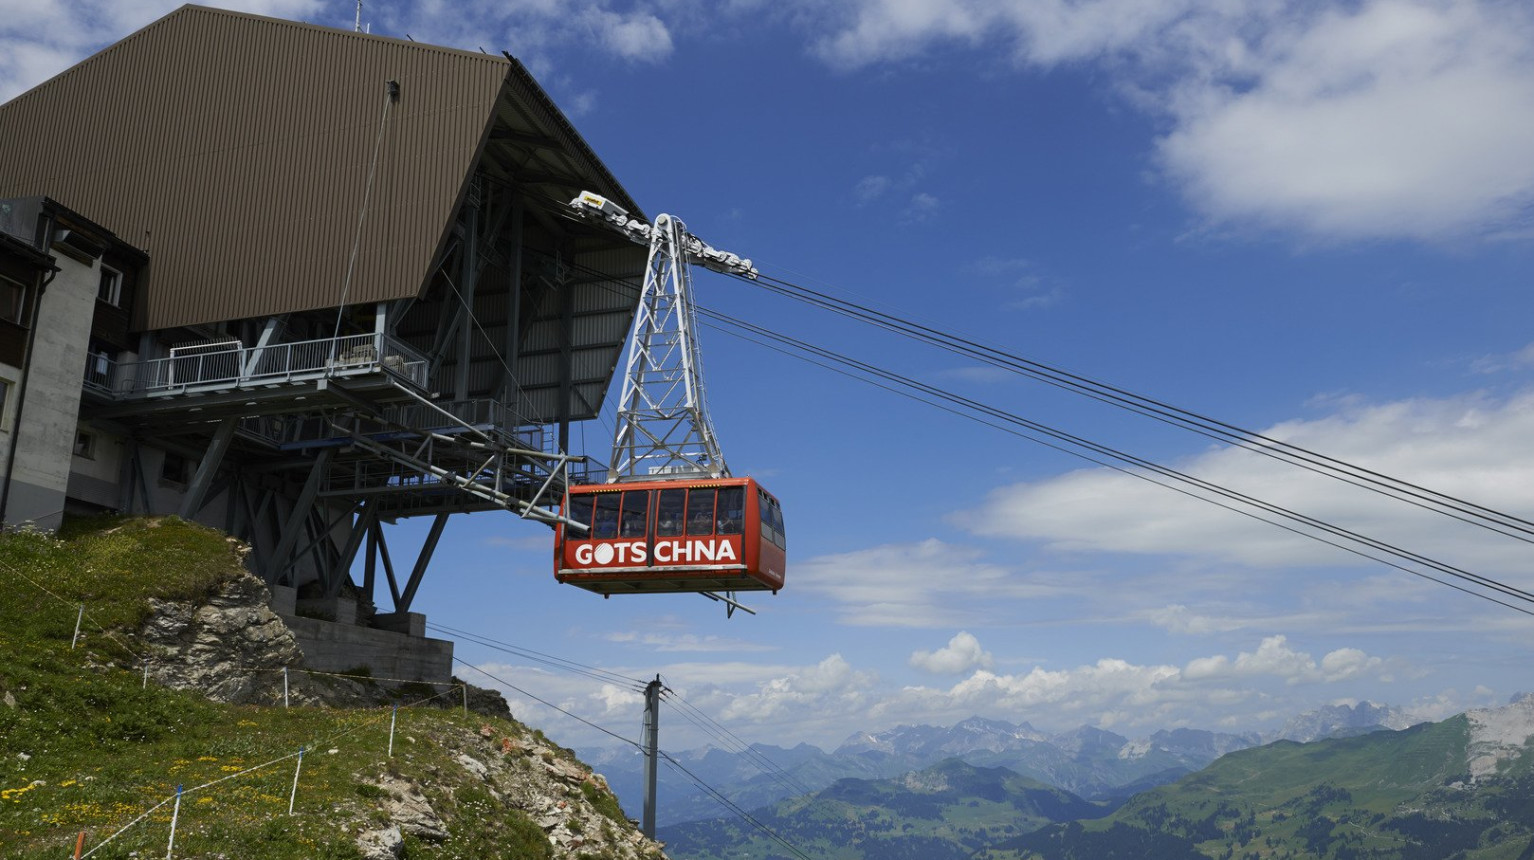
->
[[368, 774, 449, 842], [138, 572, 304, 705], [356, 825, 403, 859]]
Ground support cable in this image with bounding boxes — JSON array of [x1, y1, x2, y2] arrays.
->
[[698, 311, 1534, 616], [548, 254, 1534, 613], [737, 270, 1534, 546], [329, 81, 397, 346]]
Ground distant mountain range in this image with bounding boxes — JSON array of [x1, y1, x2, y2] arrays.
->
[[662, 758, 1109, 860], [659, 696, 1534, 860], [588, 701, 1417, 827]]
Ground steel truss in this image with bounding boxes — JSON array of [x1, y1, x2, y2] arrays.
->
[[569, 192, 757, 482]]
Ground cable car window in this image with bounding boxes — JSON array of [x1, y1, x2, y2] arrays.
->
[[567, 495, 595, 533], [592, 493, 620, 539], [686, 488, 717, 535], [717, 486, 744, 535], [771, 499, 786, 548], [758, 489, 777, 546], [656, 488, 686, 537], [620, 490, 651, 538]]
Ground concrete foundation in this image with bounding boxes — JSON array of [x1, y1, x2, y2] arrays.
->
[[269, 584, 296, 616], [294, 594, 358, 625], [277, 612, 453, 683], [374, 611, 426, 636]]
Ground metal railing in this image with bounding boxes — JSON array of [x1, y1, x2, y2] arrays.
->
[[82, 334, 429, 398]]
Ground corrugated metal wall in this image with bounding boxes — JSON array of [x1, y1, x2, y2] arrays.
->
[[0, 6, 508, 331]]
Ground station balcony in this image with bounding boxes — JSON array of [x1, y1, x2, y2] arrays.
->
[[82, 333, 430, 400]]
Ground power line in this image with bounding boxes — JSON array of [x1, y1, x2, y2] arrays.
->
[[659, 686, 819, 800], [450, 654, 821, 855], [658, 751, 820, 860], [427, 622, 648, 691], [452, 657, 643, 749]]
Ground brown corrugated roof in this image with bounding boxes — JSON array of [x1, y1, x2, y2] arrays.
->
[[0, 5, 639, 332]]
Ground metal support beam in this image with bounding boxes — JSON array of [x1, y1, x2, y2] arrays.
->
[[503, 195, 525, 403], [397, 512, 448, 613], [242, 316, 285, 376], [456, 184, 480, 401], [178, 416, 238, 519], [375, 523, 402, 608], [558, 254, 574, 453], [330, 503, 376, 599], [265, 447, 334, 584], [363, 524, 379, 608], [276, 501, 358, 585]]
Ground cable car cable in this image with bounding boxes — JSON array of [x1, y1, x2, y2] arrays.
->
[[549, 256, 1534, 614], [703, 308, 1534, 608], [429, 622, 648, 690], [703, 319, 1534, 617], [698, 310, 1534, 615], [556, 252, 1532, 547], [735, 270, 1534, 545]]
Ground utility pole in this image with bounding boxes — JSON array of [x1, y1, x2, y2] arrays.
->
[[642, 675, 662, 839]]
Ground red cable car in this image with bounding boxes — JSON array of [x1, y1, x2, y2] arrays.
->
[[555, 477, 786, 596]]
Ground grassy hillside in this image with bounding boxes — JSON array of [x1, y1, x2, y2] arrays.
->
[[0, 518, 651, 860]]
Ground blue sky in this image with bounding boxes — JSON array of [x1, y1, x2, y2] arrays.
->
[[7, 0, 1534, 755]]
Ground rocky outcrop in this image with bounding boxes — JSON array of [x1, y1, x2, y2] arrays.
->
[[138, 571, 303, 705], [133, 567, 663, 859], [1467, 695, 1534, 779], [357, 725, 667, 859]]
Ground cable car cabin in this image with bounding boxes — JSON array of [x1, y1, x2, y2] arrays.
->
[[555, 477, 786, 596]]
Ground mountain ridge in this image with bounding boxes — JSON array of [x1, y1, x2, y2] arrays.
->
[[594, 702, 1418, 825]]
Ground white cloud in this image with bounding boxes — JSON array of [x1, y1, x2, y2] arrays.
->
[[1142, 603, 1250, 634], [0, 1, 322, 100], [474, 635, 1424, 753], [800, 0, 1534, 242], [0, 0, 678, 103], [909, 631, 995, 673], [604, 630, 779, 653], [1472, 342, 1534, 375], [1159, 0, 1534, 241], [962, 391, 1534, 583], [901, 191, 942, 223], [581, 8, 674, 63], [1182, 635, 1382, 684], [812, 0, 1198, 69], [853, 174, 893, 204], [796, 538, 1069, 627]]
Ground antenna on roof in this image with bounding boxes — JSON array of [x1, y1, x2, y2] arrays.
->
[[354, 0, 363, 33]]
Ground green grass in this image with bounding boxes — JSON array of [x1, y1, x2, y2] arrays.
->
[[0, 517, 625, 859]]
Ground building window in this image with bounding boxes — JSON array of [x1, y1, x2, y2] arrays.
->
[[73, 431, 95, 459], [161, 452, 188, 484], [0, 275, 25, 324], [97, 266, 122, 306]]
